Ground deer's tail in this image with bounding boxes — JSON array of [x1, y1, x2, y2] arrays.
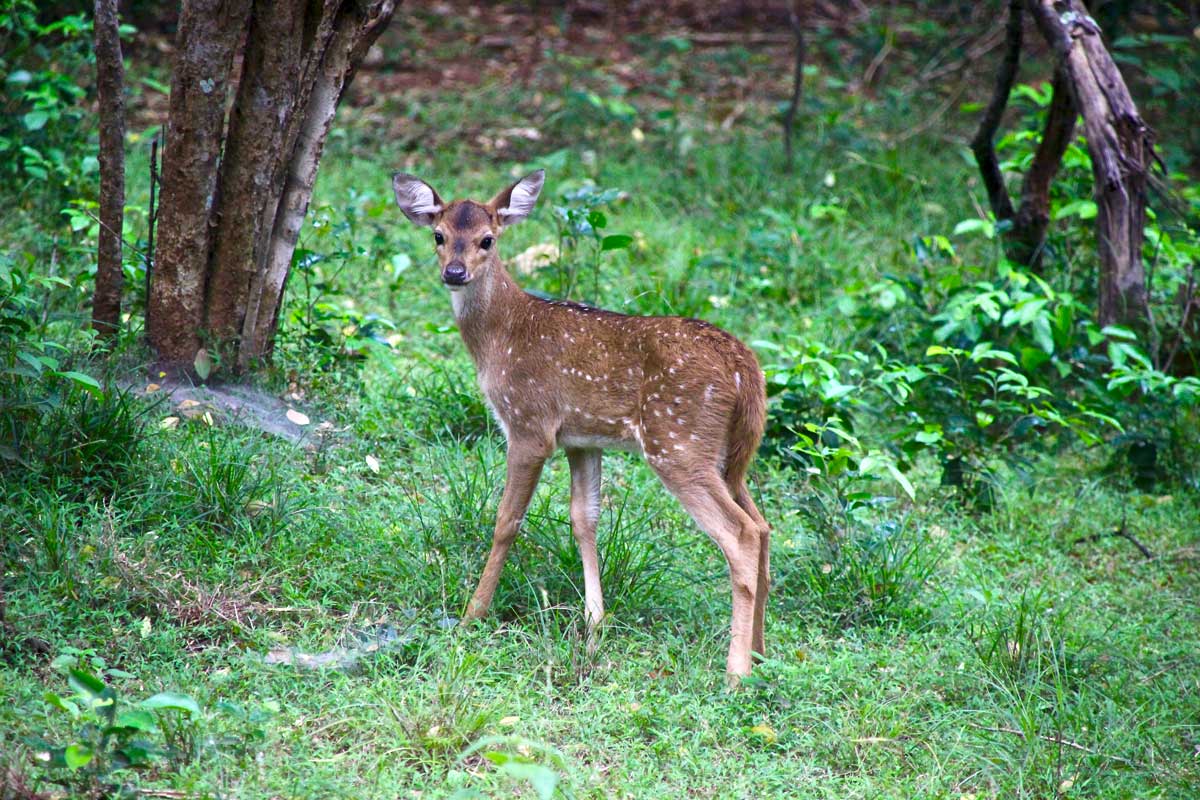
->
[[723, 359, 766, 492]]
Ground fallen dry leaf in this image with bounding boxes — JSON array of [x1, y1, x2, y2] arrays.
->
[[286, 408, 310, 426], [750, 723, 777, 743]]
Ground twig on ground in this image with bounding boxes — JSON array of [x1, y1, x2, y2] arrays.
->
[[971, 723, 1144, 768], [1073, 516, 1155, 560]]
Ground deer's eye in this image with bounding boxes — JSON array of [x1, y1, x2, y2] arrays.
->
[[480, 235, 494, 251], [434, 231, 445, 246]]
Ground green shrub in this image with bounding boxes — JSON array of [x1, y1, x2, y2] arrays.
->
[[0, 1, 98, 202], [20, 649, 273, 799]]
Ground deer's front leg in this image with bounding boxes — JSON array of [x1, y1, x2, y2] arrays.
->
[[567, 448, 604, 649], [463, 442, 549, 621]]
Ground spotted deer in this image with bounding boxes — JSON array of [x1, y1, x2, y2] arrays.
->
[[392, 169, 770, 679]]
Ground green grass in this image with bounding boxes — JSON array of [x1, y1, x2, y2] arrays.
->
[[3, 22, 1199, 800]]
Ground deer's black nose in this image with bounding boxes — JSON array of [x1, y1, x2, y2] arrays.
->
[[442, 263, 468, 285]]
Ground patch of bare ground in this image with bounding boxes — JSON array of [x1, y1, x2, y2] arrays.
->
[[128, 377, 333, 446]]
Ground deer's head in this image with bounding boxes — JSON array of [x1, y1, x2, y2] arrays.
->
[[392, 170, 544, 290]]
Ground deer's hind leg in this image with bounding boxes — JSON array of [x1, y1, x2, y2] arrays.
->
[[733, 481, 770, 660], [653, 466, 763, 680], [567, 448, 604, 651]]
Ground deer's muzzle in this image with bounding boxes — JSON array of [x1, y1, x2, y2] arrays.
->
[[442, 262, 469, 286]]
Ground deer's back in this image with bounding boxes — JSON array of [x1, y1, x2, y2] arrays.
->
[[475, 295, 764, 459]]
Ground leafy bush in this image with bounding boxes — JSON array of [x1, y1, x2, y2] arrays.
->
[[757, 258, 1200, 503], [0, 2, 98, 201], [20, 649, 274, 799], [770, 424, 942, 628], [544, 183, 632, 302], [1, 255, 150, 494]]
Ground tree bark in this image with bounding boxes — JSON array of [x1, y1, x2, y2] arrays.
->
[[146, 0, 397, 375], [91, 0, 125, 340], [147, 0, 252, 368], [203, 0, 307, 350], [240, 0, 396, 369], [1025, 0, 1153, 328]]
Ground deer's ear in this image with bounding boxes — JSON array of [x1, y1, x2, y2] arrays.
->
[[392, 173, 444, 227], [490, 169, 544, 228]]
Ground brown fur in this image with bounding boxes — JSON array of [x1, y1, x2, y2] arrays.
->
[[393, 170, 770, 680]]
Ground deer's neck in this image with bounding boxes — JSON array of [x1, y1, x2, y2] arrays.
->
[[453, 265, 528, 364]]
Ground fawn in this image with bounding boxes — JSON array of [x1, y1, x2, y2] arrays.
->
[[392, 169, 770, 679]]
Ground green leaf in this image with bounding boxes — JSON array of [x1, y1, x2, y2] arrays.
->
[[115, 708, 157, 732], [885, 461, 916, 501], [1031, 315, 1055, 354], [600, 234, 633, 251], [914, 427, 943, 445], [1101, 324, 1138, 341], [44, 691, 80, 719], [1020, 347, 1051, 371], [50, 653, 77, 672], [68, 668, 107, 699], [1053, 199, 1098, 220], [953, 218, 994, 238], [23, 110, 49, 131], [17, 350, 45, 374], [141, 691, 201, 717], [194, 347, 212, 381], [64, 743, 93, 770], [57, 371, 102, 398]]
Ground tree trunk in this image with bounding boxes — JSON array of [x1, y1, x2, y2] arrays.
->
[[203, 0, 307, 350], [240, 0, 396, 370], [91, 0, 125, 340], [781, 0, 806, 172], [1009, 70, 1076, 270], [1026, 0, 1153, 328], [147, 0, 398, 376], [147, 0, 252, 367], [970, 0, 1022, 227], [970, 0, 1077, 272]]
